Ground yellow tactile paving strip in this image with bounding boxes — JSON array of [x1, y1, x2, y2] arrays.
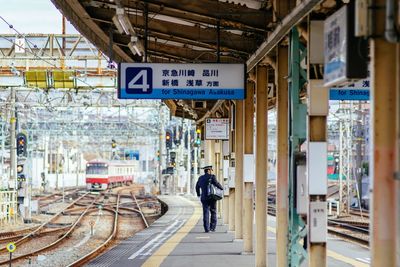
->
[[143, 200, 368, 267], [141, 198, 202, 267]]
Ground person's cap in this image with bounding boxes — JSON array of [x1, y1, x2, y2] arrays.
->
[[202, 165, 213, 170]]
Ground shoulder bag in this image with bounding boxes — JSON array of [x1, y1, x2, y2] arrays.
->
[[207, 175, 223, 201]]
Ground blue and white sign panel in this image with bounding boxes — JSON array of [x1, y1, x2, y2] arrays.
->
[[118, 63, 245, 99], [329, 79, 370, 100], [324, 5, 347, 87]]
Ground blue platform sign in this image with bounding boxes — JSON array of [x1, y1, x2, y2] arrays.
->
[[118, 63, 245, 99], [329, 78, 370, 100]]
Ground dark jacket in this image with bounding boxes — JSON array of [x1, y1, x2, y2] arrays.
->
[[195, 173, 223, 201]]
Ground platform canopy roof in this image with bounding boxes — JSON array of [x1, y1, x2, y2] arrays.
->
[[50, 0, 337, 122]]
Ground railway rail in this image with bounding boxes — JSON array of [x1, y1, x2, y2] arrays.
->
[[0, 195, 98, 265], [267, 204, 369, 246], [0, 185, 161, 265], [67, 185, 150, 266]]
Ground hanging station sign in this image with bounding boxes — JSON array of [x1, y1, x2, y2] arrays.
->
[[118, 63, 245, 100], [323, 3, 368, 87], [329, 78, 370, 101], [205, 118, 229, 140]]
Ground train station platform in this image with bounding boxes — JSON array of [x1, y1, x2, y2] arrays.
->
[[88, 195, 370, 267]]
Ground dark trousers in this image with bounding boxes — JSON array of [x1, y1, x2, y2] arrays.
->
[[201, 199, 217, 232]]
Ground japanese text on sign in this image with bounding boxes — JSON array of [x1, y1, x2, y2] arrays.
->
[[324, 5, 347, 86], [205, 118, 229, 140], [118, 63, 245, 100]]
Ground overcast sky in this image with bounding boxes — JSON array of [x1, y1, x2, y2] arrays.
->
[[0, 0, 78, 34]]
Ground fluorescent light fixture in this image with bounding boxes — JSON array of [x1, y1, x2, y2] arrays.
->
[[128, 42, 142, 57], [112, 7, 134, 35], [112, 15, 124, 34], [118, 15, 132, 35]]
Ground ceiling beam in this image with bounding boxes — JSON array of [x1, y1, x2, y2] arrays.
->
[[146, 41, 243, 63], [86, 6, 258, 53], [246, 0, 323, 71], [132, 0, 271, 31], [85, 0, 271, 32]]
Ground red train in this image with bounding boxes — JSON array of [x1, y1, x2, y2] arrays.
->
[[85, 159, 134, 190]]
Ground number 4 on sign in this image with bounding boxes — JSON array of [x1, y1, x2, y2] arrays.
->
[[128, 70, 150, 92]]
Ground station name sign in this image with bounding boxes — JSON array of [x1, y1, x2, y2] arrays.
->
[[329, 78, 370, 101], [118, 63, 245, 100]]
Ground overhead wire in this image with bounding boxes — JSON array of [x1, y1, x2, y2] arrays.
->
[[0, 15, 112, 91]]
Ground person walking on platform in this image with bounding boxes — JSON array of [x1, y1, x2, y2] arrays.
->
[[195, 165, 223, 233]]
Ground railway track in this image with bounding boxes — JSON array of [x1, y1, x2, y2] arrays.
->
[[66, 190, 122, 266], [0, 185, 159, 266], [67, 186, 151, 266], [328, 227, 369, 246], [0, 195, 99, 265], [267, 204, 369, 246], [0, 192, 91, 254]]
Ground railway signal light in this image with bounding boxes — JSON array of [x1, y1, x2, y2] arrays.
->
[[17, 164, 23, 174], [111, 139, 117, 148], [16, 133, 27, 157], [195, 128, 201, 146], [166, 130, 172, 149]]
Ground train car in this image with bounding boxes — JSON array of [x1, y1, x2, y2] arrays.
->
[[85, 159, 134, 190]]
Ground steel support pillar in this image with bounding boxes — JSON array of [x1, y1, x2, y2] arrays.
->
[[255, 65, 268, 267], [287, 28, 307, 266], [243, 81, 255, 253], [276, 45, 289, 267], [371, 3, 398, 265], [235, 99, 244, 239]]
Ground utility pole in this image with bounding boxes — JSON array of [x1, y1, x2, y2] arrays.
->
[[9, 87, 16, 190], [355, 101, 363, 202], [158, 106, 165, 194]]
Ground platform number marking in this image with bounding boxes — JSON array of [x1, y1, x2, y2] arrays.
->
[[6, 242, 16, 253], [126, 67, 153, 94]]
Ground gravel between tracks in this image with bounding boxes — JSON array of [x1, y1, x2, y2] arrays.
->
[[4, 186, 159, 267]]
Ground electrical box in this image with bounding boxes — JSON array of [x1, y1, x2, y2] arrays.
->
[[308, 142, 327, 195], [243, 154, 255, 182], [308, 80, 329, 116], [310, 21, 324, 64], [309, 201, 327, 243], [296, 165, 308, 215]]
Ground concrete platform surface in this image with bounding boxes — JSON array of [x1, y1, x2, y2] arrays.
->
[[88, 195, 370, 267]]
